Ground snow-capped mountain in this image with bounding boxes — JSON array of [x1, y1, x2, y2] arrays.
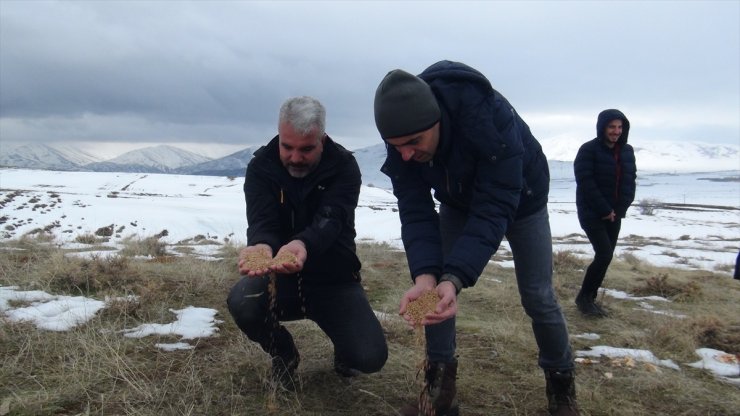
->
[[539, 137, 739, 173], [0, 143, 100, 171], [85, 145, 211, 173], [353, 143, 390, 189], [1, 139, 737, 177], [176, 146, 261, 177]]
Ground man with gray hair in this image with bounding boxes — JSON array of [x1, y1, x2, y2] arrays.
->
[[227, 96, 388, 391]]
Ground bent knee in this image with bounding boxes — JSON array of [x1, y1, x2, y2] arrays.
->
[[343, 342, 388, 374], [226, 277, 267, 321]]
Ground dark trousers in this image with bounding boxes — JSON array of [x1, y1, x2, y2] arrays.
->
[[425, 204, 574, 372], [579, 218, 622, 299], [226, 275, 388, 373]]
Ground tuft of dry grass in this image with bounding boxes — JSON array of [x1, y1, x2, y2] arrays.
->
[[1, 240, 739, 415], [633, 273, 703, 301], [689, 316, 740, 354], [119, 235, 167, 257], [554, 250, 586, 274]]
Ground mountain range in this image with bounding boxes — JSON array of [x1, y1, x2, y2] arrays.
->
[[1, 139, 738, 188]]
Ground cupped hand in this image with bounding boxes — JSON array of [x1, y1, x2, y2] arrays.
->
[[399, 274, 459, 328], [423, 281, 458, 325], [237, 244, 273, 277], [270, 240, 307, 274]]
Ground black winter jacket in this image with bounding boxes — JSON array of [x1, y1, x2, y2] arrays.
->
[[244, 136, 362, 284], [574, 109, 637, 227], [381, 60, 550, 289]]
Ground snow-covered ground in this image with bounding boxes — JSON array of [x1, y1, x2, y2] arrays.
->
[[2, 167, 736, 273], [1, 167, 738, 386]]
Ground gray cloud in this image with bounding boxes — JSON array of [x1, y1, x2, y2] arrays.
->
[[1, 0, 738, 155]]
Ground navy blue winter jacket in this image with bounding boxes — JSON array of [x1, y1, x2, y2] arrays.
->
[[244, 136, 362, 284], [574, 109, 637, 227], [381, 60, 550, 289]]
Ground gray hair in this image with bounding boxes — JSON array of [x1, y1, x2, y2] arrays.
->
[[278, 96, 326, 137]]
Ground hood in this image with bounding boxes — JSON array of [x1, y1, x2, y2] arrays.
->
[[596, 109, 630, 146], [416, 60, 495, 160], [418, 60, 493, 93]]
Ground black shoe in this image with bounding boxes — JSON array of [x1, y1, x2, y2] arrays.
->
[[334, 356, 361, 379], [592, 302, 609, 317], [271, 355, 300, 391], [576, 299, 607, 317]]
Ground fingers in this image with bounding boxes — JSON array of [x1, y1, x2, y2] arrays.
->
[[423, 306, 456, 325], [270, 263, 298, 274], [423, 293, 457, 325], [238, 266, 270, 277], [398, 288, 422, 327], [269, 254, 303, 274], [398, 297, 410, 315]]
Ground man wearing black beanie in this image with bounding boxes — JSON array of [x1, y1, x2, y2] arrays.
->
[[374, 61, 579, 416]]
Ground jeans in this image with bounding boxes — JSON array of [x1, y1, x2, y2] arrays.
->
[[426, 204, 574, 371], [227, 275, 388, 373], [579, 217, 622, 299]]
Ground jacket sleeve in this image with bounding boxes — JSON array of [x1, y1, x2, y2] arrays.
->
[[574, 142, 613, 218], [384, 151, 444, 281], [293, 155, 361, 256], [616, 144, 637, 218], [443, 95, 523, 288], [244, 160, 283, 253]]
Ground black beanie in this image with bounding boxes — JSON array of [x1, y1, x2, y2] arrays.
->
[[374, 69, 441, 140]]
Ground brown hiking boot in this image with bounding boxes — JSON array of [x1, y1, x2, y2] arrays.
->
[[399, 359, 459, 416], [546, 370, 579, 416]]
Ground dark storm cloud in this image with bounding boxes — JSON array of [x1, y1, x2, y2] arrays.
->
[[0, 0, 738, 153]]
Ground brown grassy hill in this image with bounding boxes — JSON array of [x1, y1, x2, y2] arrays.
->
[[1, 237, 738, 415]]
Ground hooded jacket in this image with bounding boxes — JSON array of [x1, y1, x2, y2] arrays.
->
[[574, 109, 637, 226], [244, 135, 362, 284], [381, 60, 550, 289]]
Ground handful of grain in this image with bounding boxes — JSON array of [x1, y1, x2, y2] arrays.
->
[[241, 248, 273, 270], [272, 251, 299, 267], [242, 249, 298, 270], [406, 290, 440, 327]]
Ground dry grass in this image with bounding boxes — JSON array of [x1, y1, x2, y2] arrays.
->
[[1, 236, 739, 415]]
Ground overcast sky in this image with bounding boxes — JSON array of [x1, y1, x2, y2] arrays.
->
[[1, 0, 738, 158]]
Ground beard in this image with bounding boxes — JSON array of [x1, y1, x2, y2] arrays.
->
[[285, 162, 317, 178]]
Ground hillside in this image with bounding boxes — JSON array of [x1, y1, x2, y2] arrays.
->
[[0, 238, 738, 415]]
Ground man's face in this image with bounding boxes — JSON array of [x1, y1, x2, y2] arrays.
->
[[278, 122, 325, 178], [384, 122, 440, 163], [604, 119, 623, 146]]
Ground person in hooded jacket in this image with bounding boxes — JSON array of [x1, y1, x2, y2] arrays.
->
[[227, 96, 387, 392], [574, 110, 636, 317], [374, 61, 578, 416]]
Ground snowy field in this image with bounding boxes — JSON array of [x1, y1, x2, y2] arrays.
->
[[1, 167, 738, 274], [1, 167, 739, 386]]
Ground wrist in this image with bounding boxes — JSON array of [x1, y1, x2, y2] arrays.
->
[[413, 274, 438, 289], [439, 273, 463, 294]]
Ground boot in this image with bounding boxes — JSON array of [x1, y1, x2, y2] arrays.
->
[[545, 370, 579, 416], [575, 292, 607, 318], [266, 326, 300, 391], [399, 359, 459, 416], [334, 355, 361, 378], [270, 353, 300, 391]]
